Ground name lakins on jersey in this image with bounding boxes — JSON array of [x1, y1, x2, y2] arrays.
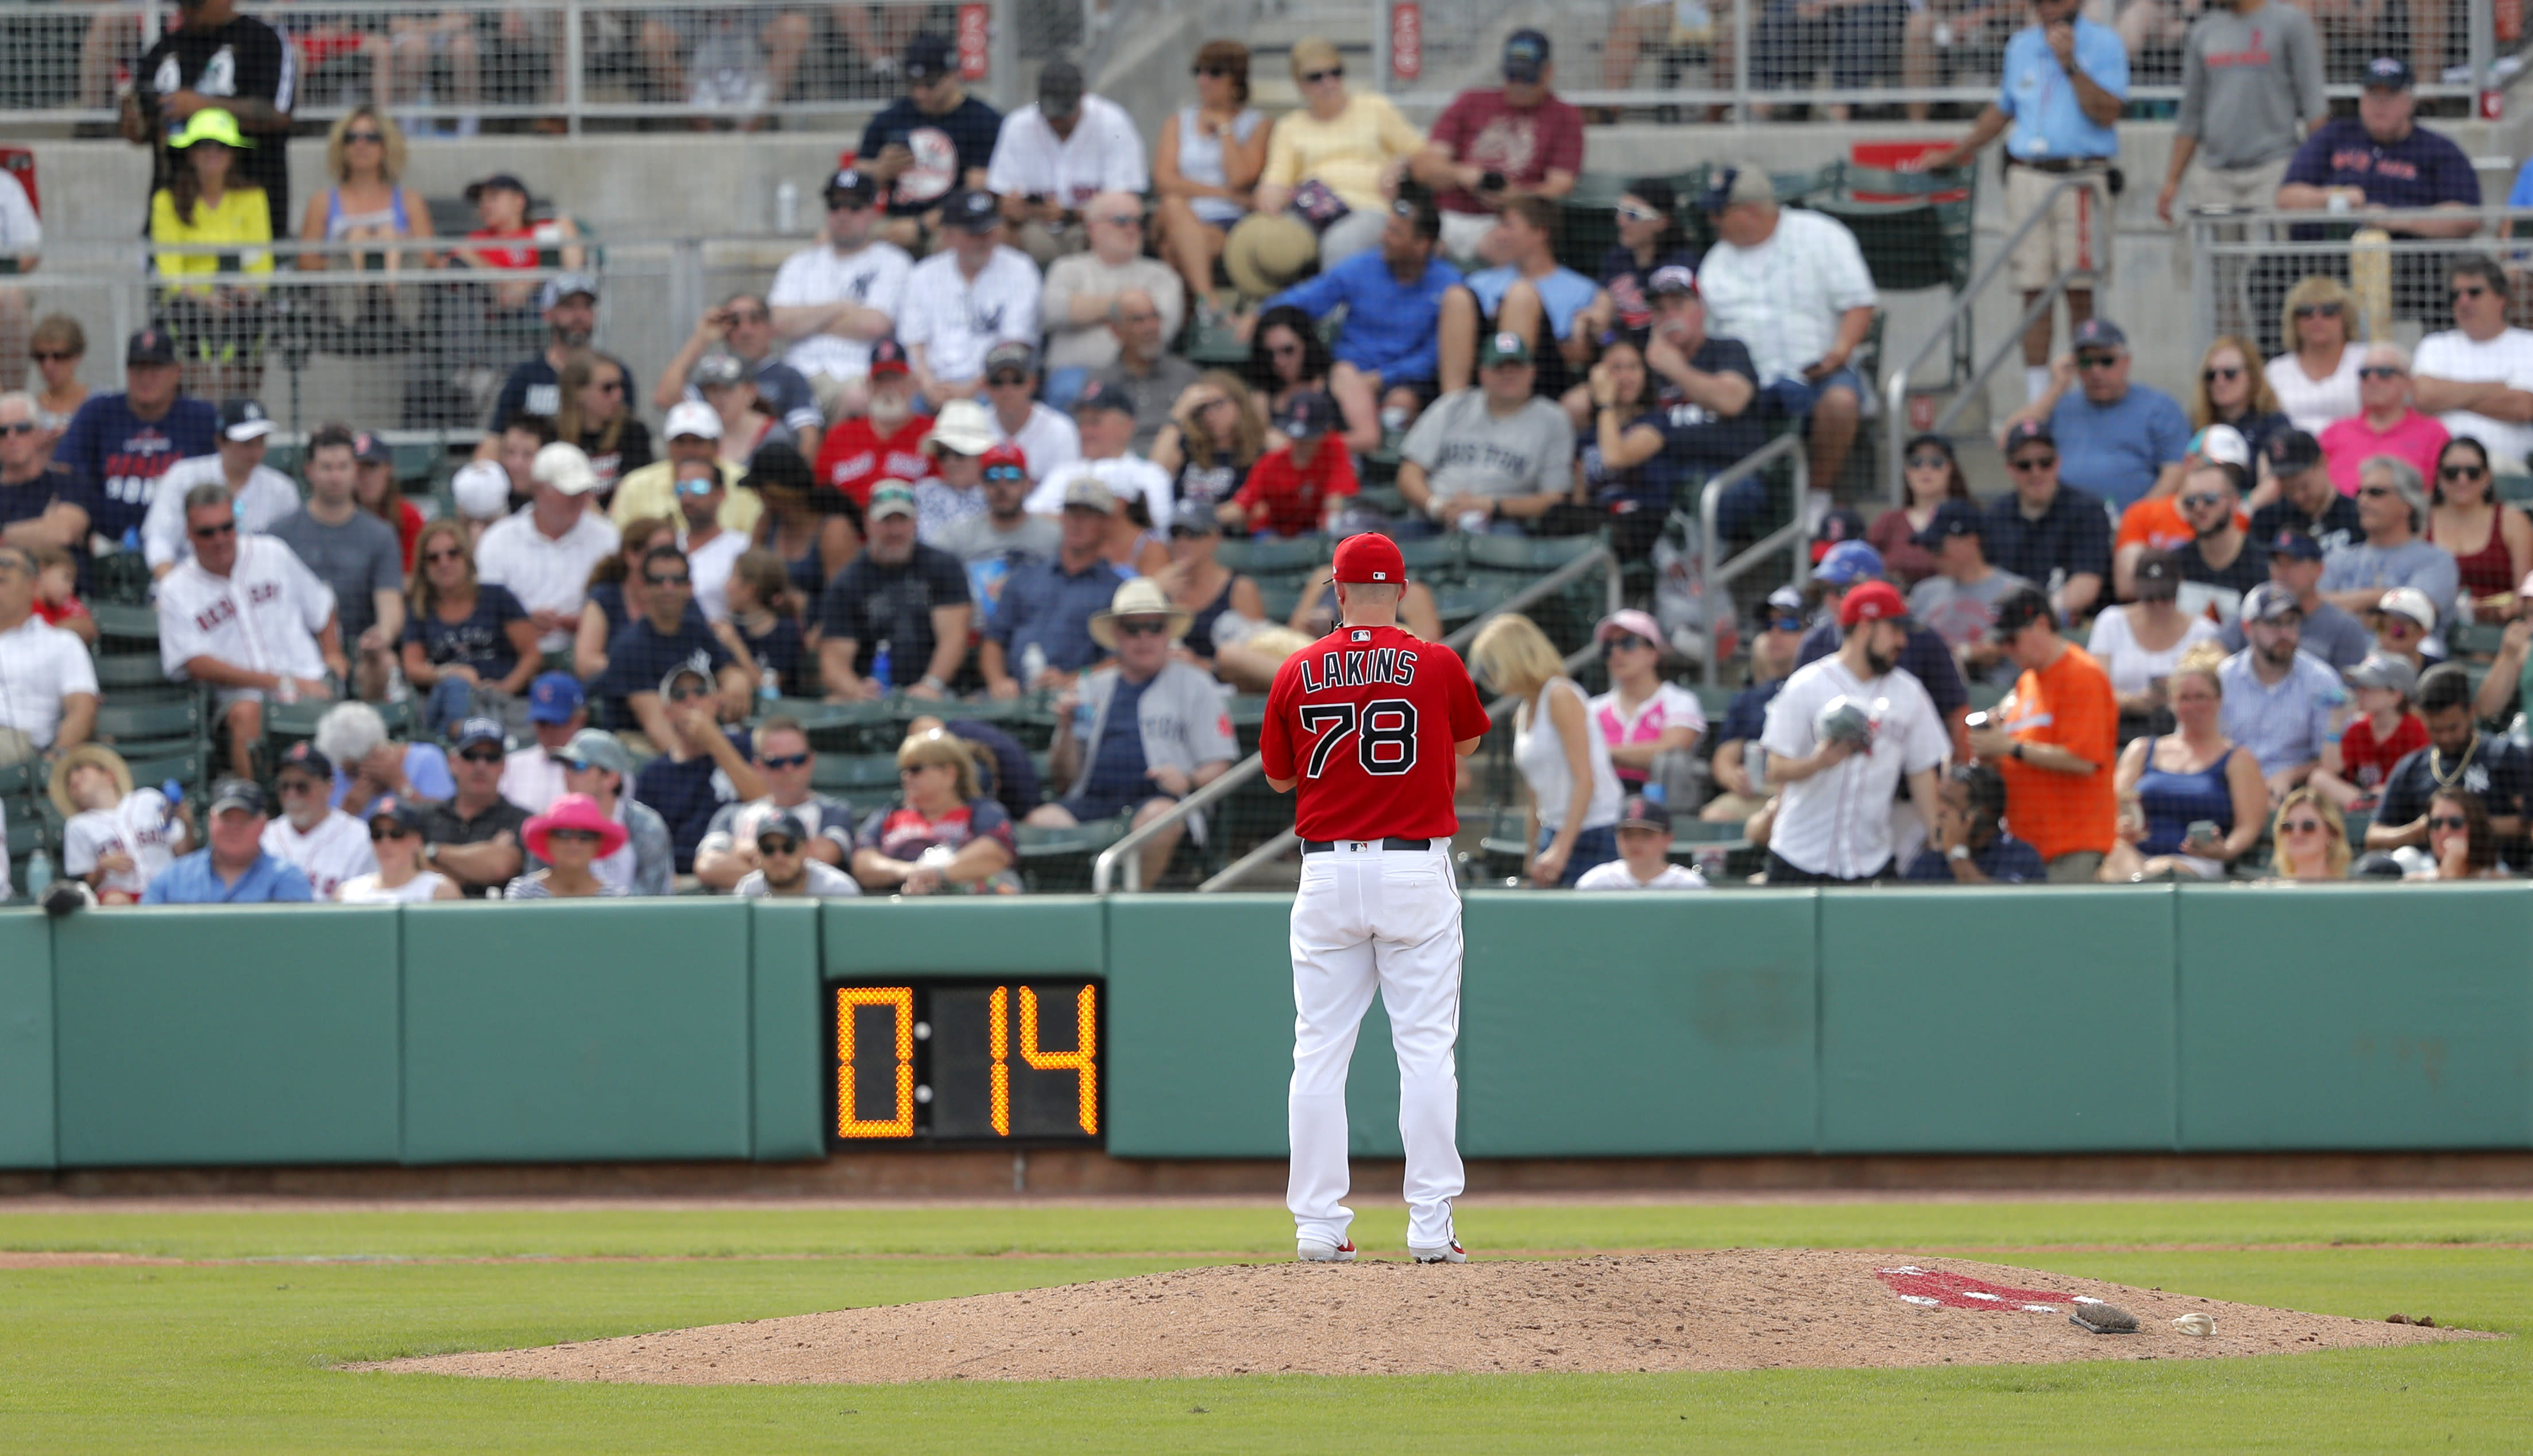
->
[[1299, 646, 1419, 694]]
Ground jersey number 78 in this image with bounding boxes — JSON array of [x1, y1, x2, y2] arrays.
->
[[1299, 700, 1419, 777]]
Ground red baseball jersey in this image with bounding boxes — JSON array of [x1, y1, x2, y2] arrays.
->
[[1261, 623, 1492, 841]]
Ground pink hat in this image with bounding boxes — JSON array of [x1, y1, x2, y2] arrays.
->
[[1595, 608, 1665, 647], [523, 791, 628, 862]]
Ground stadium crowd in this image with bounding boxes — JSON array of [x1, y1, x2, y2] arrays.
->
[[9, 8, 2533, 900]]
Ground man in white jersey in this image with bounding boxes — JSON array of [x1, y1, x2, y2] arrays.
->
[[258, 740, 375, 899], [155, 481, 339, 778], [1759, 579, 1948, 883], [768, 167, 914, 421]]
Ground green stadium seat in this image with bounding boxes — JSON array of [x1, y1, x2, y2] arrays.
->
[[93, 697, 204, 756], [90, 602, 159, 644], [2495, 474, 2533, 504], [2451, 620, 2508, 657]]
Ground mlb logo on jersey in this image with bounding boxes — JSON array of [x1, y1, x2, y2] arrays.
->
[[1352, 629, 1372, 642]]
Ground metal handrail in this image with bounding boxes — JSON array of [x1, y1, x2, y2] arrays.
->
[[1696, 432, 1809, 687], [1098, 543, 1622, 894]]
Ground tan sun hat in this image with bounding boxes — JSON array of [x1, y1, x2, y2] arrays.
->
[[1088, 577, 1195, 651], [49, 742, 134, 820], [1225, 213, 1320, 299]]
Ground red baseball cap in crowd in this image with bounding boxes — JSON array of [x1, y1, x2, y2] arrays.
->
[[868, 338, 910, 377], [1331, 532, 1407, 584], [1836, 579, 1908, 627]]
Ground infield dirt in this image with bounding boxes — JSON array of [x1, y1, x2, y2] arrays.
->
[[361, 1249, 2480, 1384]]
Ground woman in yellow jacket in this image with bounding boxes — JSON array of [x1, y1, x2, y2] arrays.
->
[[151, 107, 271, 399]]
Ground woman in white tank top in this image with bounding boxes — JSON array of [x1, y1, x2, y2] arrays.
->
[[1473, 613, 1623, 887], [335, 800, 462, 902], [1153, 39, 1268, 315]]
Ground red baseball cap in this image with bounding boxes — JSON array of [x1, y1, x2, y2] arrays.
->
[[1836, 579, 1908, 627], [1331, 532, 1407, 584], [980, 441, 1028, 473]]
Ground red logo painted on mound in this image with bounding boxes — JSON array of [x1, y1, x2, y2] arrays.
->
[[1876, 1266, 2070, 1312]]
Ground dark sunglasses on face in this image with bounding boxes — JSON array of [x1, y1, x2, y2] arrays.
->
[[1167, 523, 1215, 538], [987, 373, 1030, 388], [2453, 284, 2492, 299], [424, 547, 466, 563], [0, 421, 34, 436], [2442, 464, 2487, 480], [2180, 492, 2225, 510], [29, 350, 75, 362], [1770, 614, 1804, 632], [646, 573, 691, 588], [2075, 353, 2120, 370], [593, 379, 624, 393], [344, 130, 385, 143], [898, 764, 935, 777], [1192, 64, 1233, 77], [760, 752, 811, 770], [1608, 635, 1656, 652], [191, 519, 237, 539], [2429, 814, 2472, 831], [1905, 453, 1949, 470], [666, 684, 711, 702], [2358, 365, 2405, 380], [2293, 302, 2343, 319], [2281, 818, 2325, 834], [1301, 67, 1343, 82], [758, 836, 801, 856], [458, 747, 505, 764], [2010, 455, 2057, 472], [828, 197, 873, 213], [2357, 485, 2394, 498], [2203, 366, 2243, 381], [370, 823, 415, 841], [1094, 213, 1142, 229], [547, 828, 602, 845], [555, 756, 591, 773], [983, 465, 1027, 482], [1115, 619, 1171, 637]]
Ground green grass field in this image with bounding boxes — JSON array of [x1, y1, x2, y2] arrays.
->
[[2, 1199, 2525, 1453]]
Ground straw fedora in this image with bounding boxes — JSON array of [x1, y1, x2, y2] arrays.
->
[[1224, 212, 1320, 299], [522, 791, 630, 861], [48, 743, 134, 820], [1088, 577, 1194, 651]]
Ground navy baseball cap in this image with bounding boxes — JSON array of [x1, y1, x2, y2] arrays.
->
[[1647, 264, 1698, 298], [902, 33, 955, 80], [1810, 507, 1868, 565], [538, 271, 600, 311], [528, 671, 585, 723], [824, 167, 876, 205], [2265, 428, 2323, 475], [1914, 497, 1983, 547], [367, 794, 430, 835], [2003, 418, 2057, 454], [1037, 60, 1085, 115], [1275, 389, 1337, 439], [2365, 55, 2414, 89], [2070, 318, 2127, 352], [1071, 378, 1134, 416], [126, 326, 178, 366], [756, 811, 810, 849], [1616, 793, 1671, 832], [944, 187, 1001, 234], [1988, 585, 2056, 643], [1501, 28, 1550, 82], [2268, 526, 2326, 562], [208, 777, 267, 816], [276, 740, 333, 781], [352, 430, 393, 465], [868, 337, 912, 377], [451, 717, 507, 751], [464, 172, 528, 202], [217, 398, 273, 442]]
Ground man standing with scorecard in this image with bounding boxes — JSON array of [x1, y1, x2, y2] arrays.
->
[[1262, 534, 1492, 1266]]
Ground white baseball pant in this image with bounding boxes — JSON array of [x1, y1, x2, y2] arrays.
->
[[1287, 838, 1466, 1252]]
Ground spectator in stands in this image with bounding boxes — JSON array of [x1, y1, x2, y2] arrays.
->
[[814, 339, 933, 511], [853, 728, 1020, 894], [1982, 419, 2111, 621], [499, 673, 585, 813], [2412, 787, 2507, 878], [937, 443, 1059, 621], [0, 542, 95, 766], [983, 343, 1083, 480], [139, 109, 268, 333], [28, 316, 88, 441], [1241, 304, 1334, 438], [2321, 345, 2449, 492], [1468, 611, 1621, 887], [594, 544, 752, 738], [2372, 585, 2437, 672], [688, 355, 789, 470], [1437, 196, 1594, 405], [901, 190, 1041, 407], [632, 666, 764, 874], [984, 477, 1124, 698], [1089, 289, 1202, 454], [57, 327, 217, 589], [1397, 333, 1576, 535], [296, 106, 433, 276], [2091, 549, 2219, 724], [1231, 37, 1426, 284], [911, 401, 995, 546], [2426, 437, 2532, 612], [260, 741, 374, 901], [449, 173, 586, 312], [555, 350, 650, 499], [1150, 506, 1261, 681], [2321, 456, 2459, 625], [1154, 40, 1269, 314], [531, 728, 667, 894], [766, 168, 911, 425], [25, 544, 91, 648], [476, 441, 619, 663], [2173, 458, 2268, 608], [1, 393, 81, 565], [987, 63, 1149, 265], [2219, 581, 2347, 800], [734, 812, 863, 898], [398, 716, 525, 896], [1761, 581, 1949, 883], [2155, 0, 2326, 236], [913, 714, 1040, 821], [2218, 527, 2373, 667], [271, 426, 404, 704], [653, 424, 752, 624], [1702, 586, 1807, 825], [636, 3, 809, 126], [334, 796, 459, 903], [2412, 258, 2533, 477], [2276, 57, 2481, 319], [2194, 335, 2292, 470], [721, 550, 805, 697], [2266, 785, 2350, 880], [1262, 196, 1458, 457], [817, 484, 971, 701], [2313, 650, 2423, 809], [1906, 759, 2047, 883], [2249, 428, 2362, 553], [141, 778, 312, 904], [158, 484, 340, 778], [1869, 434, 1972, 589], [692, 716, 854, 890], [1027, 384, 1175, 533], [1921, 0, 2124, 402], [859, 35, 1002, 250], [1972, 586, 2119, 879], [491, 416, 554, 504], [1152, 373, 1268, 522], [402, 518, 536, 735], [1571, 181, 1694, 374], [2266, 276, 2367, 436], [0, 180, 34, 396], [2102, 644, 2268, 880], [1588, 608, 1703, 799], [121, 0, 294, 238], [1794, 541, 1973, 752], [483, 275, 627, 439], [1576, 792, 1707, 891], [53, 743, 190, 903], [1223, 393, 1356, 538], [313, 699, 449, 818], [748, 442, 854, 603], [506, 793, 629, 900], [350, 431, 425, 574], [2114, 419, 2244, 604], [1411, 30, 1584, 266], [1580, 333, 1756, 563], [1694, 165, 1877, 499], [1041, 195, 1186, 411], [573, 516, 680, 683], [2366, 662, 2530, 850], [2002, 319, 2189, 512], [1906, 501, 2030, 686], [139, 400, 295, 577]]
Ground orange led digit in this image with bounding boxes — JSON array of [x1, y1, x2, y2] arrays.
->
[[1018, 983, 1099, 1136], [989, 985, 1011, 1138], [833, 987, 917, 1138]]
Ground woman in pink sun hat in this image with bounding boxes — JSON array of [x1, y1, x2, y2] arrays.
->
[[506, 792, 631, 899]]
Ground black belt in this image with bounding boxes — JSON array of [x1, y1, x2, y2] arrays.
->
[[2008, 155, 2113, 173], [1302, 837, 1437, 853]]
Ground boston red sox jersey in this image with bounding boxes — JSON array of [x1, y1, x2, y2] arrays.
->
[[155, 535, 335, 685], [260, 808, 377, 901], [1262, 623, 1491, 841], [897, 246, 1043, 385], [1759, 656, 1948, 878], [63, 790, 184, 898]]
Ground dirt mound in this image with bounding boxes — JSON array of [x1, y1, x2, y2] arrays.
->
[[359, 1250, 2478, 1384]]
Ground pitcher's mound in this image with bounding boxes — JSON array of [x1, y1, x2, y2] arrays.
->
[[361, 1250, 2477, 1384]]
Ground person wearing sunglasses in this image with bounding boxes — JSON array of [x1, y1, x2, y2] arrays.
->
[[1229, 36, 1427, 286], [590, 543, 752, 743], [2264, 785, 2349, 881], [693, 716, 855, 891], [121, 0, 296, 239], [612, 398, 755, 541], [851, 728, 1020, 895], [25, 314, 86, 439], [527, 728, 670, 895], [1586, 608, 1704, 804], [0, 390, 79, 562], [983, 62, 1146, 266], [1040, 194, 1186, 412], [631, 665, 769, 875], [1870, 432, 1973, 589], [2191, 335, 2289, 472], [401, 519, 538, 737], [2414, 253, 2533, 472], [902, 188, 1042, 407], [296, 106, 431, 278], [505, 791, 631, 901], [691, 352, 789, 473], [156, 482, 341, 779], [767, 167, 909, 428], [662, 296, 820, 462], [2423, 436, 2533, 612], [257, 740, 377, 902], [2412, 787, 2507, 879], [1258, 195, 1456, 457], [1407, 29, 1582, 267], [2275, 56, 2482, 320], [2317, 456, 2461, 629], [1028, 577, 1238, 887], [732, 810, 862, 898], [978, 341, 1084, 481], [1997, 318, 2190, 513], [1154, 40, 1268, 313], [2171, 459, 2269, 603], [2102, 644, 2266, 883], [2266, 276, 2366, 435], [1567, 178, 1691, 371], [2364, 659, 2531, 860], [2320, 345, 2454, 497], [1979, 419, 2110, 623], [1085, 284, 1204, 456], [334, 796, 460, 903]]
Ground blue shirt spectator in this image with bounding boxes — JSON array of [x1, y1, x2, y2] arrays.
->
[[988, 554, 1122, 678], [635, 725, 754, 874], [2217, 644, 2345, 778], [55, 381, 219, 588], [1982, 476, 2114, 605], [142, 848, 315, 903], [2282, 115, 2478, 233], [593, 613, 735, 732], [2049, 383, 2190, 509], [1269, 247, 1463, 385], [1466, 262, 1599, 343], [1998, 16, 2128, 160]]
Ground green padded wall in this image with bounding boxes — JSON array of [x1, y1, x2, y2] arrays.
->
[[401, 900, 753, 1163], [0, 914, 55, 1169], [1460, 891, 1817, 1157], [1819, 887, 2177, 1152], [2177, 884, 2533, 1149], [52, 907, 401, 1166], [748, 900, 827, 1161], [1105, 895, 1299, 1158], [823, 896, 1105, 976]]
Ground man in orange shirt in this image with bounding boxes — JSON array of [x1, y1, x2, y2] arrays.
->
[[1969, 586, 2118, 881]]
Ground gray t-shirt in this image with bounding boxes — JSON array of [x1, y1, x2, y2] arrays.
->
[[1091, 353, 1204, 455], [936, 511, 1062, 566], [267, 507, 403, 641], [1908, 567, 2033, 685], [1401, 389, 1578, 503], [2175, 1, 2327, 170], [2318, 537, 2461, 625]]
